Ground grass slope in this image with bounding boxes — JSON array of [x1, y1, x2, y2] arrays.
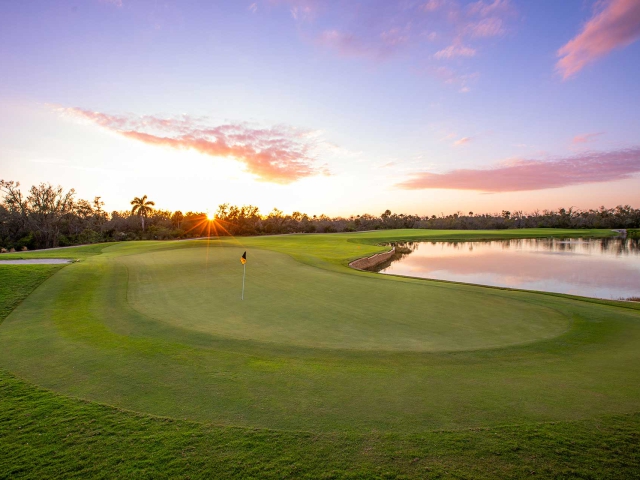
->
[[1, 230, 639, 432], [1, 229, 639, 477], [2, 369, 639, 479], [0, 265, 62, 322], [124, 246, 569, 350]]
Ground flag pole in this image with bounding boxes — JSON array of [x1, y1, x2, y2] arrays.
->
[[241, 262, 246, 300]]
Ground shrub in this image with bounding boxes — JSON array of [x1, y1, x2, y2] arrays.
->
[[57, 235, 72, 247], [14, 232, 36, 251], [77, 228, 102, 244]]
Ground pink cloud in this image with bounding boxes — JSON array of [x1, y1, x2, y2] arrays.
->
[[268, 0, 321, 21], [396, 147, 640, 192], [59, 107, 328, 184], [260, 0, 515, 81], [453, 136, 472, 146], [380, 28, 410, 47], [422, 0, 447, 13], [428, 66, 479, 90], [440, 132, 458, 141], [465, 17, 504, 37], [466, 0, 511, 17], [572, 132, 605, 144], [317, 30, 371, 57], [434, 44, 476, 59], [557, 0, 640, 79]]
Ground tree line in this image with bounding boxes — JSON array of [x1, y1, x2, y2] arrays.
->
[[1, 179, 639, 251]]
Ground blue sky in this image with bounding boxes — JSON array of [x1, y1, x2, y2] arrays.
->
[[1, 0, 639, 216]]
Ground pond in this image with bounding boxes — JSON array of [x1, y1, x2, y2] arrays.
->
[[372, 237, 640, 300]]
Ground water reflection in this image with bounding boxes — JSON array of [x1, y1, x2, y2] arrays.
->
[[373, 238, 640, 300]]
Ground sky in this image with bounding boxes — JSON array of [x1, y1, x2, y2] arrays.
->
[[1, 0, 639, 217]]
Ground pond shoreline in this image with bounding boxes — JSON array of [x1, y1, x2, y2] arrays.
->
[[360, 236, 639, 301], [349, 247, 396, 270]]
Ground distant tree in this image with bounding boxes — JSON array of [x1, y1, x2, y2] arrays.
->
[[3, 178, 640, 249], [26, 183, 76, 248], [0, 180, 28, 233], [93, 196, 107, 225], [171, 210, 184, 229], [130, 195, 155, 231]]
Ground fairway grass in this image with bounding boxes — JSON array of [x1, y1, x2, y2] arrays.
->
[[1, 229, 640, 477]]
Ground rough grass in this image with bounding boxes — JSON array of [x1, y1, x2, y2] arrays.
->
[[2, 367, 640, 479], [1, 229, 639, 478]]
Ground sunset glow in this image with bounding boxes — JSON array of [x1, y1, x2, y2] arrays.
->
[[1, 0, 639, 215], [2, 3, 640, 474]]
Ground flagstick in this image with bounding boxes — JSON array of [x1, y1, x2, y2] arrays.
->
[[241, 262, 246, 300]]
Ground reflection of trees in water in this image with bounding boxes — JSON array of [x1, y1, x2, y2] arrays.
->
[[375, 237, 640, 272], [598, 237, 639, 256], [545, 237, 640, 256], [395, 241, 419, 254], [464, 238, 638, 256], [368, 242, 418, 272], [381, 241, 419, 254]]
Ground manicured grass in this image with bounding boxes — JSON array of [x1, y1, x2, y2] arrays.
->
[[2, 368, 640, 479], [0, 242, 111, 260], [124, 246, 569, 351], [1, 229, 639, 477], [0, 265, 62, 322]]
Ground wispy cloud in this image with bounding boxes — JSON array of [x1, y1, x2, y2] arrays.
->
[[378, 161, 397, 169], [396, 147, 640, 192], [440, 132, 458, 141], [317, 30, 372, 57], [453, 136, 472, 146], [434, 44, 476, 59], [572, 131, 605, 144], [267, 0, 320, 21], [465, 17, 505, 38], [428, 66, 480, 91], [100, 0, 123, 7], [557, 0, 640, 79], [57, 107, 330, 184], [259, 0, 515, 84], [248, 2, 258, 14], [316, 140, 362, 159], [29, 157, 69, 165]]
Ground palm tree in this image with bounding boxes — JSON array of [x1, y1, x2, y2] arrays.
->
[[130, 195, 155, 231]]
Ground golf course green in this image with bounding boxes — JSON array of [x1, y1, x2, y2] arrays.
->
[[1, 229, 640, 477]]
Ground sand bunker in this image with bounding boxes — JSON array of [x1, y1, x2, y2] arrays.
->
[[0, 259, 72, 265]]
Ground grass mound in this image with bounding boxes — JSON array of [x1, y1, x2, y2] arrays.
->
[[1, 229, 639, 477]]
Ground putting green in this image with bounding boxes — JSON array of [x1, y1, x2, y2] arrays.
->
[[1, 230, 639, 433], [124, 246, 569, 351]]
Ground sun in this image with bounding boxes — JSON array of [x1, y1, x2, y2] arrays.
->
[[206, 212, 215, 221]]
